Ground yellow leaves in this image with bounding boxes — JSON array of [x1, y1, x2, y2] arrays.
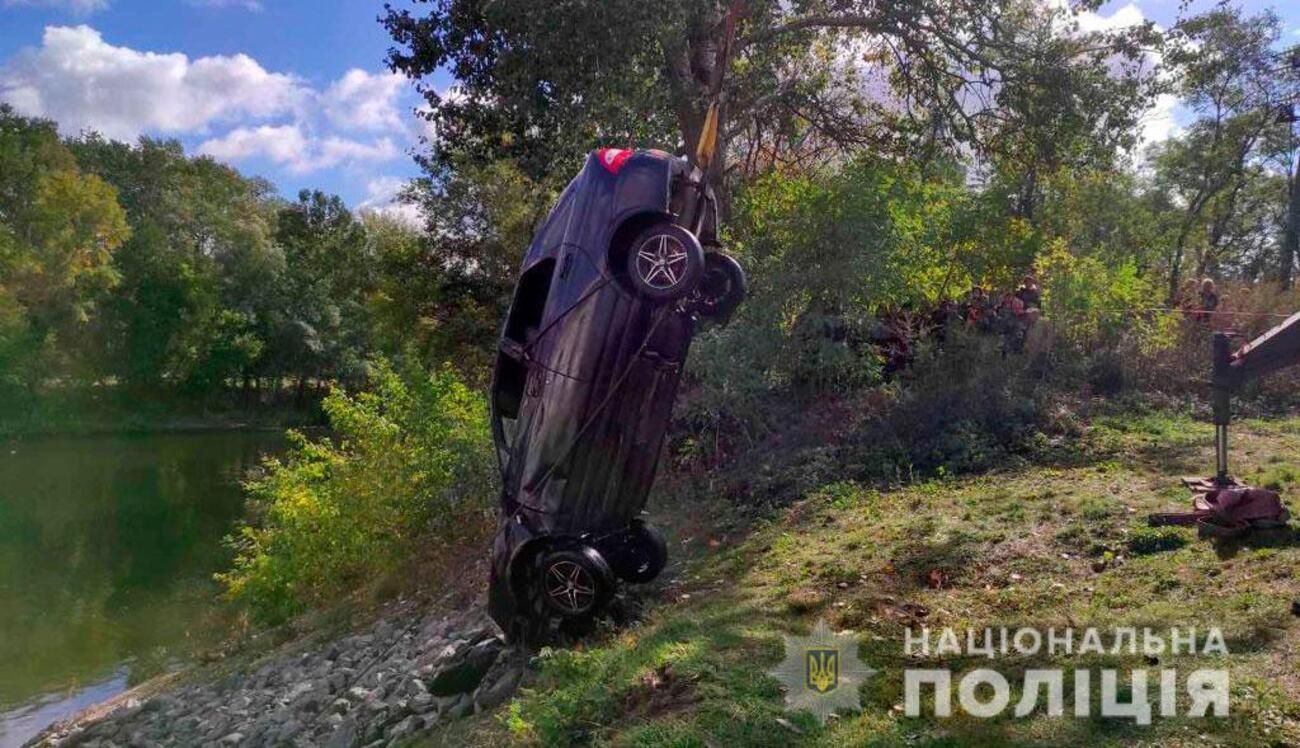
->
[[5, 168, 129, 321]]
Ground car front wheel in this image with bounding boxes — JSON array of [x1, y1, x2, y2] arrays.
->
[[627, 222, 705, 303]]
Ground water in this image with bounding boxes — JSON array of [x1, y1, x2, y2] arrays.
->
[[0, 431, 287, 747]]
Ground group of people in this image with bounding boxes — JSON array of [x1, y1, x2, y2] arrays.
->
[[950, 275, 1043, 338], [870, 276, 1045, 374]]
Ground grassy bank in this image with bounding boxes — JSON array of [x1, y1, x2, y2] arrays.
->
[[432, 413, 1300, 747]]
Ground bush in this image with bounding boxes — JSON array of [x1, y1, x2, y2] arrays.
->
[[1126, 526, 1189, 556], [860, 328, 1051, 478], [1036, 240, 1176, 355], [218, 359, 494, 623]]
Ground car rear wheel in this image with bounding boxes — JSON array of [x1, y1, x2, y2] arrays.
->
[[538, 547, 613, 617], [692, 251, 746, 322], [627, 222, 705, 302], [619, 522, 668, 584]]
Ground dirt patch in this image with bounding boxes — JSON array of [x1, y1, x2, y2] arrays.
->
[[622, 663, 700, 719]]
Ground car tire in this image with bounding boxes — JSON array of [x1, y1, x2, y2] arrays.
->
[[619, 522, 668, 584], [537, 547, 614, 618], [626, 222, 705, 302], [693, 251, 746, 322]]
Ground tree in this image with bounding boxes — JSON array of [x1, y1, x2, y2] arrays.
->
[[0, 107, 129, 391], [270, 190, 374, 397], [367, 162, 551, 378], [70, 136, 280, 393], [383, 0, 1158, 196], [1156, 7, 1284, 301]]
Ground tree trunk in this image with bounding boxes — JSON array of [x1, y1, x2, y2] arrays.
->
[[1283, 168, 1299, 289]]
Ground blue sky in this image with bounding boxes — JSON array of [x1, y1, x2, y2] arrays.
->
[[0, 0, 1297, 220], [0, 0, 451, 221]]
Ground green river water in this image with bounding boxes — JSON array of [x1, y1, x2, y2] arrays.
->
[[0, 431, 287, 747]]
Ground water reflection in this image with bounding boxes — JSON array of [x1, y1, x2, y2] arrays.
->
[[0, 431, 286, 744]]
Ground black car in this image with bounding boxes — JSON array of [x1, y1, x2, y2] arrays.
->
[[487, 147, 744, 640]]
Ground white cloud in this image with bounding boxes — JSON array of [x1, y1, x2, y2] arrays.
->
[[0, 25, 305, 140], [196, 124, 307, 166], [1139, 93, 1180, 146], [197, 125, 400, 174], [2, 0, 108, 15], [357, 176, 424, 228], [322, 69, 407, 131], [187, 0, 262, 10], [1074, 2, 1146, 34], [1055, 0, 1180, 148]]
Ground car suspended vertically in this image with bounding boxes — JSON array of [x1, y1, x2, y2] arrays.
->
[[486, 147, 744, 640]]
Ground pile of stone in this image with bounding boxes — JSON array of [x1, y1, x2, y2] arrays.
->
[[31, 609, 529, 748]]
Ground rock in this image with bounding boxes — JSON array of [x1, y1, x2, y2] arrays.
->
[[345, 686, 372, 703], [361, 716, 388, 745], [292, 687, 329, 714], [325, 717, 358, 748], [219, 732, 245, 745], [384, 715, 423, 741], [408, 693, 436, 715], [444, 694, 473, 720], [426, 640, 501, 697], [274, 719, 303, 743], [474, 659, 526, 710], [402, 677, 428, 699], [284, 680, 315, 703]]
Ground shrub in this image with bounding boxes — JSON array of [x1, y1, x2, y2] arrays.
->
[[860, 328, 1051, 479], [1126, 526, 1189, 556], [218, 359, 494, 623], [1036, 240, 1176, 355]]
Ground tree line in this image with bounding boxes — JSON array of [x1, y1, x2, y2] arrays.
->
[[214, 0, 1300, 619], [385, 1, 1299, 305], [3, 1, 1298, 427], [0, 106, 542, 418]]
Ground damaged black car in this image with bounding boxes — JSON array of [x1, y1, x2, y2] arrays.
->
[[487, 147, 744, 640]]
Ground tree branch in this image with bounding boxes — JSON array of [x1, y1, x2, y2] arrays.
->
[[741, 15, 880, 49]]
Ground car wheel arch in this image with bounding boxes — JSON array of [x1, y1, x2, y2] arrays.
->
[[606, 210, 675, 289]]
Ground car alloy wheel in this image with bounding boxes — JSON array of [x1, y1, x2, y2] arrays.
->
[[537, 548, 612, 617], [626, 222, 704, 302]]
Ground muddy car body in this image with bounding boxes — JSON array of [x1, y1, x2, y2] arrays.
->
[[487, 148, 743, 639]]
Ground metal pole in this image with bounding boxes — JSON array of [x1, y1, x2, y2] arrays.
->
[[1215, 424, 1229, 484]]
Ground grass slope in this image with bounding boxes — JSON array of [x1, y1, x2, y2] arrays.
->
[[428, 413, 1300, 747]]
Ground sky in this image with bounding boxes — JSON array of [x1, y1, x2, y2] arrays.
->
[[0, 0, 1298, 222]]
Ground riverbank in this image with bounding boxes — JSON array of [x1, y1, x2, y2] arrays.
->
[[29, 592, 531, 748], [25, 413, 1300, 747], [442, 413, 1300, 746]]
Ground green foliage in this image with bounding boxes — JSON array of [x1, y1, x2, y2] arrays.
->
[[376, 160, 553, 381], [218, 360, 493, 622], [689, 158, 964, 415], [867, 330, 1049, 478], [1036, 240, 1176, 353], [0, 107, 130, 391], [384, 0, 1158, 193], [1126, 526, 1190, 556]]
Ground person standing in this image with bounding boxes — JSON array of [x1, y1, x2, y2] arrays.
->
[[1196, 278, 1219, 325], [1016, 275, 1041, 312]]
